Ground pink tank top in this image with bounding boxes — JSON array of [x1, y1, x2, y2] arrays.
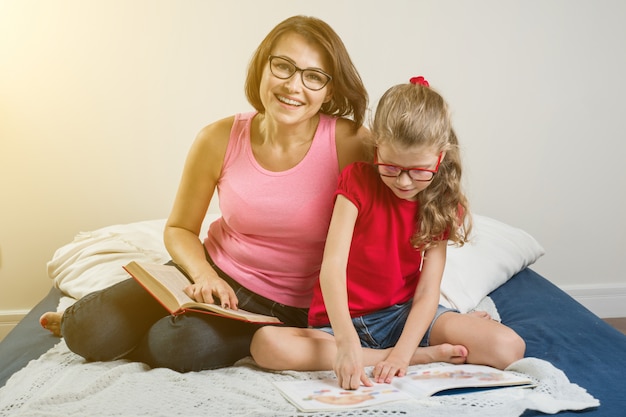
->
[[204, 112, 339, 307]]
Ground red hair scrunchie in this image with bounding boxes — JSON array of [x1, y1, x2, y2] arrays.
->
[[409, 76, 429, 87]]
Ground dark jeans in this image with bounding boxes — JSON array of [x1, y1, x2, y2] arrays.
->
[[60, 259, 309, 372]]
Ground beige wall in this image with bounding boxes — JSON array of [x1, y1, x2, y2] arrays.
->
[[1, 1, 625, 321]]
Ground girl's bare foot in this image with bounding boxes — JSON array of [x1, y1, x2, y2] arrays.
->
[[411, 343, 468, 365], [39, 312, 63, 337]]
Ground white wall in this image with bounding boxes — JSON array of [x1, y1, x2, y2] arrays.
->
[[1, 0, 625, 318]]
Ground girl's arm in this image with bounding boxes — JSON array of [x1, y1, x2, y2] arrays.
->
[[319, 195, 372, 390], [373, 240, 447, 383], [164, 117, 237, 309]]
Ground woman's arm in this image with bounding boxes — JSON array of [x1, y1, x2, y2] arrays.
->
[[164, 117, 237, 308], [319, 194, 372, 390], [373, 240, 447, 383]]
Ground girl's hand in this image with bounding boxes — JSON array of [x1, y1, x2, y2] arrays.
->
[[334, 344, 373, 390], [373, 354, 409, 384], [184, 275, 238, 310]]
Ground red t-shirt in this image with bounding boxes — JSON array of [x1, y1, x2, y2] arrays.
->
[[308, 162, 425, 327]]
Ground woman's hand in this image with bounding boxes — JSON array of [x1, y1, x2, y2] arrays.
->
[[334, 343, 373, 390], [184, 274, 238, 310]]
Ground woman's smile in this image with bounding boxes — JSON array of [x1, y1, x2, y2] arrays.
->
[[276, 94, 304, 107]]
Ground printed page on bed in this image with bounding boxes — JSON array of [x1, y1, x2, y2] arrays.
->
[[273, 364, 534, 412]]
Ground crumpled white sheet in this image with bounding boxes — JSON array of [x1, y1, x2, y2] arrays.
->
[[47, 219, 171, 300], [0, 339, 598, 417], [47, 216, 217, 300]]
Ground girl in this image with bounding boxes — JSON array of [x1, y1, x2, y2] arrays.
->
[[250, 77, 525, 390]]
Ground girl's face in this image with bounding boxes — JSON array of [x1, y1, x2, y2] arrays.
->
[[259, 32, 333, 126], [376, 143, 442, 201]]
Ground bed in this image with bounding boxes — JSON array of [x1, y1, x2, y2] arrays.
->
[[1, 214, 624, 417]]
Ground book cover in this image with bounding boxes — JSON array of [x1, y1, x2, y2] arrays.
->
[[273, 364, 534, 412]]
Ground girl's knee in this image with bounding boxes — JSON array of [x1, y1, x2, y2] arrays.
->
[[508, 331, 526, 361], [250, 325, 280, 367], [491, 329, 526, 368]]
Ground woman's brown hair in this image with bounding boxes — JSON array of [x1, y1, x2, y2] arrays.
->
[[244, 15, 368, 129]]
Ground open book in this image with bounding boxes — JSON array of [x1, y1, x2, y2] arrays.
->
[[273, 363, 534, 412], [123, 261, 282, 324]]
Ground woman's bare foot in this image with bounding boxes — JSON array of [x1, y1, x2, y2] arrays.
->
[[39, 311, 63, 337], [411, 343, 468, 365]]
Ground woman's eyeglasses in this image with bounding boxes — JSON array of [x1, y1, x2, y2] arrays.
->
[[373, 151, 442, 182], [268, 55, 332, 91]]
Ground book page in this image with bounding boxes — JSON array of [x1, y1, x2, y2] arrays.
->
[[393, 364, 534, 398], [128, 262, 282, 323], [273, 379, 413, 412], [137, 263, 194, 307], [273, 364, 534, 412]]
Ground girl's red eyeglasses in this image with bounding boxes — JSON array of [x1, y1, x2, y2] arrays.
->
[[373, 150, 442, 182]]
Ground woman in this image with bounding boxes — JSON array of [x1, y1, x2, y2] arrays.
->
[[40, 15, 369, 372]]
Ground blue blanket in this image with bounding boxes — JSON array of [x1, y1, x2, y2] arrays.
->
[[490, 268, 626, 416]]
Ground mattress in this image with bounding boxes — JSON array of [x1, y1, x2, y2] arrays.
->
[[1, 268, 624, 416]]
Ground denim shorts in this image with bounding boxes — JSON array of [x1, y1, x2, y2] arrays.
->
[[315, 302, 458, 349]]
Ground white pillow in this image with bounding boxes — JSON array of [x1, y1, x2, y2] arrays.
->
[[439, 214, 545, 313], [49, 213, 544, 312]]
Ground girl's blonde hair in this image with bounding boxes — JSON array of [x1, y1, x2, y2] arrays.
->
[[371, 82, 472, 250]]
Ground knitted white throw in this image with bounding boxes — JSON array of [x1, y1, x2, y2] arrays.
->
[[0, 336, 598, 417]]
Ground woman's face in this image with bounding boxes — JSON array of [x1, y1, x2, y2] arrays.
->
[[259, 32, 333, 126]]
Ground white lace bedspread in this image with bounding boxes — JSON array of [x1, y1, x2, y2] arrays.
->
[[0, 335, 598, 417]]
